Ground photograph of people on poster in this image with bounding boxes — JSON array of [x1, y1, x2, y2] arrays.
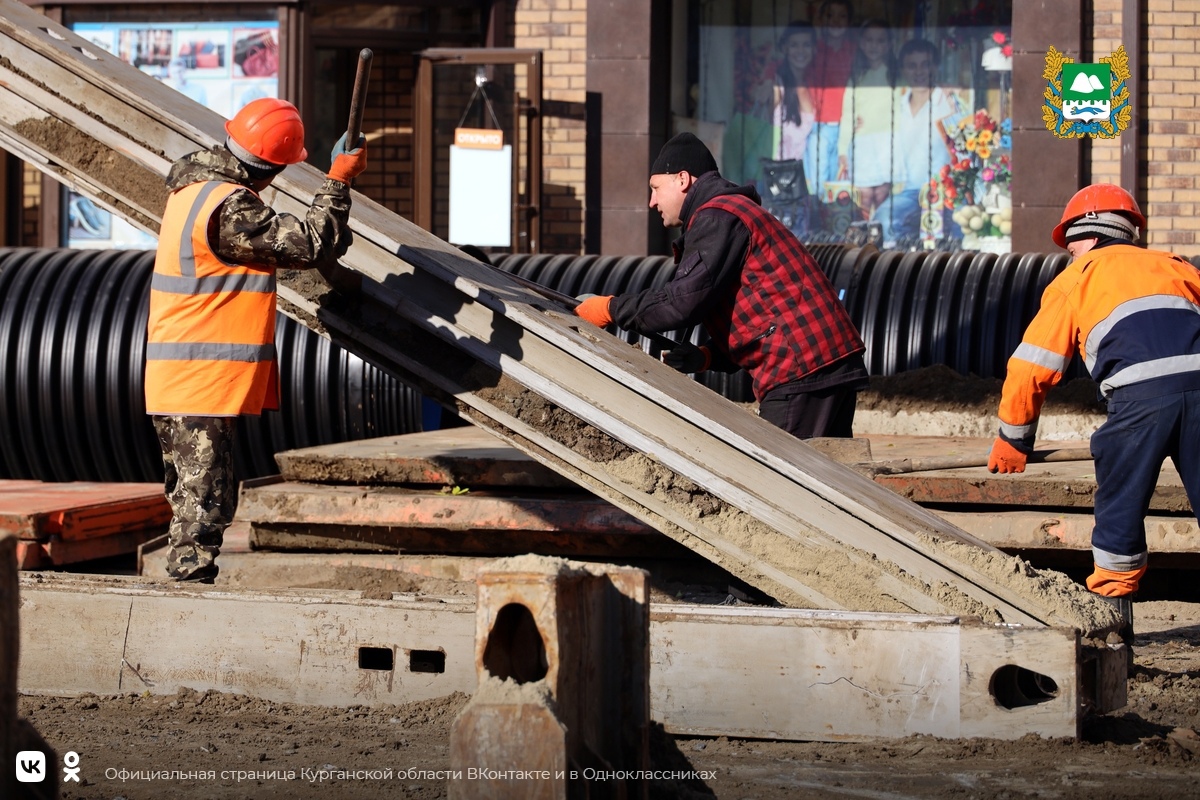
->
[[233, 27, 279, 79], [119, 27, 173, 72], [698, 1, 1012, 252], [174, 29, 229, 76]]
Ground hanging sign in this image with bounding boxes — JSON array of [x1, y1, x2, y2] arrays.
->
[[454, 127, 504, 150], [450, 128, 511, 247]]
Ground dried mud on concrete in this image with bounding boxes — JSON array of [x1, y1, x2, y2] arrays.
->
[[19, 601, 1200, 800]]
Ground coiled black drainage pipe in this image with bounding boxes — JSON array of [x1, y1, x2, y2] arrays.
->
[[495, 245, 1083, 403], [0, 249, 421, 482]]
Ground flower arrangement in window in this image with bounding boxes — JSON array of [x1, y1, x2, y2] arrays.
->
[[991, 30, 1013, 58], [935, 109, 1014, 238]]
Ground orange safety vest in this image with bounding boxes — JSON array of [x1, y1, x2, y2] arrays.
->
[[145, 180, 279, 416]]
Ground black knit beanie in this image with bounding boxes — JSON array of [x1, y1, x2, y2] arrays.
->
[[651, 132, 718, 177]]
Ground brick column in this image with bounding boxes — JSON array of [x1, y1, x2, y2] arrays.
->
[[586, 0, 668, 255], [1010, 0, 1088, 253], [1141, 0, 1197, 252]]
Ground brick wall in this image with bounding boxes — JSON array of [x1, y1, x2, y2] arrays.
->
[[1090, 0, 1200, 255], [512, 0, 588, 254], [1140, 0, 1199, 253]]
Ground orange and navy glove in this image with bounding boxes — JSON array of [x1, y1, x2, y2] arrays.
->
[[575, 294, 613, 327], [987, 436, 1029, 474], [662, 342, 711, 374], [328, 133, 367, 184]]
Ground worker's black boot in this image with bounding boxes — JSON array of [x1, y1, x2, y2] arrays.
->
[[1102, 595, 1135, 675]]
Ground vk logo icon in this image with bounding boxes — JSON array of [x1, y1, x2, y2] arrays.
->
[[16, 750, 46, 782]]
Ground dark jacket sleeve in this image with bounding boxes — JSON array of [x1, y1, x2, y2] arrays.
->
[[608, 208, 749, 335], [211, 179, 354, 270]]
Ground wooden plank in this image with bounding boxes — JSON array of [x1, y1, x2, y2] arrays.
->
[[0, 481, 168, 541], [274, 428, 574, 488], [16, 574, 1121, 742]]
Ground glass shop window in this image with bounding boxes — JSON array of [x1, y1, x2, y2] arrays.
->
[[67, 17, 280, 249], [676, 0, 1013, 252]]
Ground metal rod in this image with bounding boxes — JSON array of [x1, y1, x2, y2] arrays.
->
[[346, 48, 373, 147], [862, 446, 1094, 476]]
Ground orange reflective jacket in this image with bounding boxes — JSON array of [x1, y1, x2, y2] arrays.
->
[[145, 181, 279, 416], [998, 244, 1200, 443]]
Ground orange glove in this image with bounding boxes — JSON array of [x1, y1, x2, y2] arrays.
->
[[575, 294, 613, 327], [987, 437, 1028, 474], [328, 141, 367, 184], [1087, 564, 1147, 597]]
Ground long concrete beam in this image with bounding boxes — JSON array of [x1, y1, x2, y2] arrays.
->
[[17, 574, 1127, 742], [0, 0, 1119, 633]]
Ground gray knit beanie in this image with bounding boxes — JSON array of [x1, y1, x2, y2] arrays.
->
[[1063, 211, 1138, 243]]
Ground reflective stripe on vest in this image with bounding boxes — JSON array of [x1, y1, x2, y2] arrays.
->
[[146, 342, 277, 361], [145, 180, 279, 416]]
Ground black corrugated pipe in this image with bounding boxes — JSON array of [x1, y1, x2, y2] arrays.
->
[[496, 245, 1084, 402], [1, 246, 1083, 481], [0, 249, 422, 482]]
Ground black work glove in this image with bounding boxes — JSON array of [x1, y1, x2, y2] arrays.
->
[[661, 342, 711, 374]]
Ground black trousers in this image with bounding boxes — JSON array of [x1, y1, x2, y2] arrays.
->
[[757, 384, 858, 439]]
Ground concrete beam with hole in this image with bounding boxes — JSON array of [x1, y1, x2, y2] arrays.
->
[[17, 574, 1125, 741], [0, 0, 1122, 632]]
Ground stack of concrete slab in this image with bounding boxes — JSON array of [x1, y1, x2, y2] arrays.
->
[[239, 429, 1199, 563], [238, 428, 691, 560]]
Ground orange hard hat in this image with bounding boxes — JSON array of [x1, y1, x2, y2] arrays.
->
[[1052, 183, 1145, 248], [224, 98, 308, 166]]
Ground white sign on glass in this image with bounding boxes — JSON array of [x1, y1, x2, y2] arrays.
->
[[449, 127, 511, 248]]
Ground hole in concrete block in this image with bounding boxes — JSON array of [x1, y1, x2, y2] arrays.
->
[[358, 646, 394, 671], [483, 602, 548, 684], [990, 664, 1059, 709], [408, 649, 446, 674]]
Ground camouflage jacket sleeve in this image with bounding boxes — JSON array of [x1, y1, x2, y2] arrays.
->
[[211, 179, 353, 270]]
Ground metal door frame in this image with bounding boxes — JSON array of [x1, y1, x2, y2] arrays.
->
[[414, 47, 542, 253]]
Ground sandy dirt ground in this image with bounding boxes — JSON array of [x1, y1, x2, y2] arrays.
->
[[17, 368, 1200, 799]]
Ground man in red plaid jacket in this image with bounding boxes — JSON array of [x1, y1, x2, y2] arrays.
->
[[576, 132, 867, 438]]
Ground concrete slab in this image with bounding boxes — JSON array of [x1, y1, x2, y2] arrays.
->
[[273, 428, 574, 488]]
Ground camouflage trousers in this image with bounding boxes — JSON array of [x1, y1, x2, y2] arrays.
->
[[152, 415, 239, 581]]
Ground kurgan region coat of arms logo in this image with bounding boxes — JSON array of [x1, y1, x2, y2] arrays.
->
[[1043, 45, 1131, 138]]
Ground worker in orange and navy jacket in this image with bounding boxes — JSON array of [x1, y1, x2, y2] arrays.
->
[[575, 132, 868, 439], [988, 183, 1200, 659], [145, 98, 367, 583]]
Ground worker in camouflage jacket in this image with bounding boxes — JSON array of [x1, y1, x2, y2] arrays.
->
[[144, 98, 367, 583], [576, 132, 868, 438]]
